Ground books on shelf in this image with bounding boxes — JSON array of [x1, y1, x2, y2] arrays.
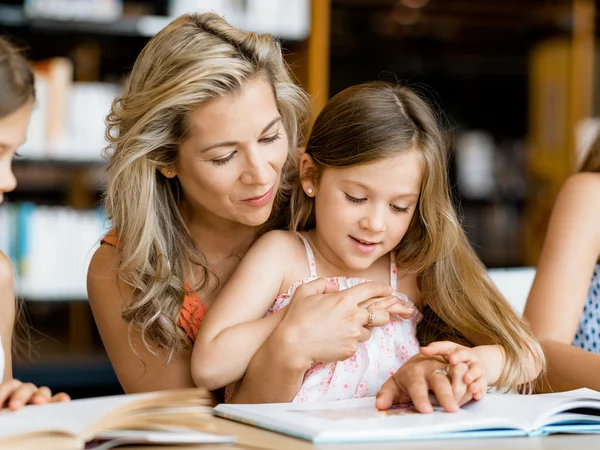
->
[[24, 0, 123, 22], [214, 388, 600, 444], [0, 388, 234, 450], [20, 57, 120, 162], [0, 203, 108, 300]]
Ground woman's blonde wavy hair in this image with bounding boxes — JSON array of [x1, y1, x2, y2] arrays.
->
[[104, 13, 311, 361], [288, 81, 544, 392]]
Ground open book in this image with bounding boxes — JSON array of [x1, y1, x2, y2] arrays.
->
[[0, 388, 235, 450], [214, 388, 600, 443]]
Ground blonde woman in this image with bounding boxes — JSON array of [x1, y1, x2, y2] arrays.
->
[[0, 36, 70, 410], [87, 13, 408, 399], [193, 82, 544, 408], [524, 132, 600, 392]]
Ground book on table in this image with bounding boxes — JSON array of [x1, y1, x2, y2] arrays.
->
[[214, 388, 600, 444], [0, 388, 235, 450]]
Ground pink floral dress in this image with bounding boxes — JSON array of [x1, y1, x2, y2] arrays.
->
[[225, 234, 422, 403]]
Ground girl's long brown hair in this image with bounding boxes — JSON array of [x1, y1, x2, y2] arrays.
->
[[288, 81, 544, 392]]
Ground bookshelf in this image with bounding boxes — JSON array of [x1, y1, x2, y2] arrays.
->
[[1, 0, 329, 398]]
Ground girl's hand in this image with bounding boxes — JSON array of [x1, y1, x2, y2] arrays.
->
[[0, 379, 70, 410], [420, 341, 488, 401], [376, 353, 470, 413]]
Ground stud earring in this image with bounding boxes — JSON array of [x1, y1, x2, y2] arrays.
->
[[167, 171, 172, 175], [307, 188, 313, 195]]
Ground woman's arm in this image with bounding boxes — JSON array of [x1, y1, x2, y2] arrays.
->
[[537, 339, 600, 392], [192, 231, 295, 390], [524, 173, 600, 342], [230, 280, 400, 403], [87, 244, 196, 393]]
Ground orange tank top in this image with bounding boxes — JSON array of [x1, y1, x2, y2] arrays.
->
[[100, 230, 208, 342]]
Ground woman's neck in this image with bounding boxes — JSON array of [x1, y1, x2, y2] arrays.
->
[[179, 202, 256, 263]]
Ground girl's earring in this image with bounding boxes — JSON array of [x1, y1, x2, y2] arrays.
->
[[307, 188, 313, 195], [167, 171, 172, 175]]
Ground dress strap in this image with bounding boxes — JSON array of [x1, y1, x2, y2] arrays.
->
[[390, 252, 398, 291], [297, 233, 318, 278]]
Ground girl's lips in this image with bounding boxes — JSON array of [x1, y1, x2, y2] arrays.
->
[[243, 188, 273, 207], [349, 236, 379, 253]]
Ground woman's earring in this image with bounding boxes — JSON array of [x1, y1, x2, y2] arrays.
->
[[167, 171, 172, 175], [307, 188, 313, 195]]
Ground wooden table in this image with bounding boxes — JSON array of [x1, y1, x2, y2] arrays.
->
[[123, 416, 600, 450]]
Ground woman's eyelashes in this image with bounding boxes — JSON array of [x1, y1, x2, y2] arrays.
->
[[210, 132, 282, 166], [260, 132, 281, 144], [212, 152, 235, 166], [343, 193, 409, 213]]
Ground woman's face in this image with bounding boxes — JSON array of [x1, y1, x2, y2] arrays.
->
[[0, 101, 32, 204], [166, 76, 289, 228]]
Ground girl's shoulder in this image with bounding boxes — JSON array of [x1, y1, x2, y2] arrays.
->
[[255, 230, 307, 253], [0, 251, 13, 289], [560, 172, 600, 201], [0, 252, 15, 315]]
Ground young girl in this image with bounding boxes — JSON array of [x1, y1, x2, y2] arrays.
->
[[0, 36, 70, 410], [193, 81, 544, 403], [524, 130, 600, 392]]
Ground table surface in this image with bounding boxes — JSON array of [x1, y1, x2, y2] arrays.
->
[[121, 416, 600, 450]]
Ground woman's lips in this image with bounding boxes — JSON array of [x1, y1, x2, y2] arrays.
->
[[243, 188, 273, 207]]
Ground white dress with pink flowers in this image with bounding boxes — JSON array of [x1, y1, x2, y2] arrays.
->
[[267, 234, 422, 403]]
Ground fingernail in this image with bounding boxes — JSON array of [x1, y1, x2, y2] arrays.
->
[[10, 400, 22, 409]]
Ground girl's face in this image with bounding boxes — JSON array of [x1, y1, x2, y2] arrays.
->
[[302, 150, 423, 272], [161, 76, 289, 229], [0, 101, 33, 204]]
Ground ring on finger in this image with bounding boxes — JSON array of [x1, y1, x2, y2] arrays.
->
[[429, 364, 452, 381], [365, 306, 375, 328]]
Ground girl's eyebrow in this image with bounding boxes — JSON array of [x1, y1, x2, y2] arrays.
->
[[198, 116, 282, 154]]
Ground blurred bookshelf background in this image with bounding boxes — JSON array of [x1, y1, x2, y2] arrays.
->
[[0, 0, 598, 398]]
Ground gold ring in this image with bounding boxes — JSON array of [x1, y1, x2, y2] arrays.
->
[[365, 307, 375, 328], [429, 364, 451, 381]]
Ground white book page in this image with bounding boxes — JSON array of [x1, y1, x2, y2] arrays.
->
[[215, 389, 600, 440], [215, 396, 522, 441], [0, 393, 151, 441], [465, 389, 600, 431]]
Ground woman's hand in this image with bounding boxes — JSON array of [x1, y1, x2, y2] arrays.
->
[[421, 341, 488, 401], [376, 353, 473, 414], [279, 278, 412, 367], [0, 379, 70, 410]]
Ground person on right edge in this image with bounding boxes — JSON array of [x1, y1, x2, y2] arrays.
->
[[524, 131, 600, 392]]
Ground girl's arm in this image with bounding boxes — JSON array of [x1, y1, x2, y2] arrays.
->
[[524, 173, 600, 343], [0, 252, 70, 409], [87, 245, 197, 393], [192, 231, 297, 390], [0, 252, 16, 385]]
